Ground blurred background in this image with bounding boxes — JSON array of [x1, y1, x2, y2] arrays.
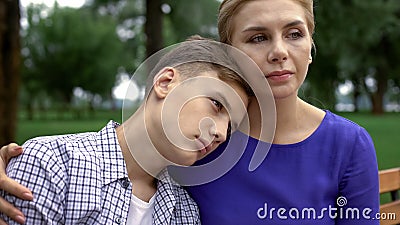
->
[[0, 0, 399, 171]]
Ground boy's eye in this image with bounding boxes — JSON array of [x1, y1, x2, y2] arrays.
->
[[211, 99, 223, 111], [227, 122, 232, 136]]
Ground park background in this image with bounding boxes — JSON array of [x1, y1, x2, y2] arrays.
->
[[0, 0, 399, 186]]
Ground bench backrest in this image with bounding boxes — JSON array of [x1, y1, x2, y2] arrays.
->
[[379, 167, 400, 225]]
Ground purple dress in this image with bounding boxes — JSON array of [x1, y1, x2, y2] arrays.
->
[[184, 111, 379, 224]]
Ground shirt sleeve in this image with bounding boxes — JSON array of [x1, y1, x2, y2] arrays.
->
[[1, 139, 67, 225], [337, 127, 380, 224]]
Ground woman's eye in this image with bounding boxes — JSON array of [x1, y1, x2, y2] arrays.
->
[[250, 35, 267, 43], [287, 31, 304, 40], [211, 99, 223, 111]]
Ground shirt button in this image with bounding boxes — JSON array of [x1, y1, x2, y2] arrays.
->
[[114, 216, 122, 224], [120, 178, 130, 188]]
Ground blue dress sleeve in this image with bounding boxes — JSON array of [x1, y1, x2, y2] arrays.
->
[[337, 127, 380, 224]]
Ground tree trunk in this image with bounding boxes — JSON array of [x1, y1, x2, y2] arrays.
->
[[0, 0, 21, 145], [371, 68, 387, 115], [352, 78, 361, 113], [371, 35, 390, 115], [145, 0, 164, 58]]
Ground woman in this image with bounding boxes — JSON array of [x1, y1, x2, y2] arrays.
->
[[184, 0, 379, 224], [0, 0, 379, 224]]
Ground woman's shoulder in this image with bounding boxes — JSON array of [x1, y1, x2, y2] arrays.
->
[[301, 103, 369, 143], [305, 100, 364, 131], [316, 110, 374, 150], [323, 110, 367, 133]]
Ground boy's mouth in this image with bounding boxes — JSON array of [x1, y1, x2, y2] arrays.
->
[[196, 138, 212, 155]]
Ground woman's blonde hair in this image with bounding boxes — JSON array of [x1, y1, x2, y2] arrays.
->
[[218, 0, 315, 44]]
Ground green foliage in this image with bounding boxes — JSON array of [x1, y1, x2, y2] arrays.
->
[[310, 0, 400, 111], [20, 0, 400, 113], [163, 0, 220, 44], [87, 0, 221, 83], [21, 4, 128, 105]]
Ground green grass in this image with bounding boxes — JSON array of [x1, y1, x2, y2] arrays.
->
[[16, 110, 122, 143]]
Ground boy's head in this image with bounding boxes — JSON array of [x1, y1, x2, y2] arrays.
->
[[143, 37, 253, 166], [145, 36, 253, 97]]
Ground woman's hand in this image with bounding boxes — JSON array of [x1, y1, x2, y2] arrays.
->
[[0, 143, 33, 225]]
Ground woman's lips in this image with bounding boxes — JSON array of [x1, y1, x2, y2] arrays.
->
[[266, 70, 294, 82]]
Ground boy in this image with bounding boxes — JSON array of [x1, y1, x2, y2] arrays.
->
[[0, 38, 253, 224]]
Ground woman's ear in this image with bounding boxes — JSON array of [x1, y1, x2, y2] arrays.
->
[[309, 41, 316, 64], [152, 67, 179, 99]]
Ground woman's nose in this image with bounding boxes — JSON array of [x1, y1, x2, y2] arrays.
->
[[267, 39, 288, 64]]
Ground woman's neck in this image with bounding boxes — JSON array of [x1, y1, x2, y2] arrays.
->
[[248, 95, 325, 144], [273, 96, 303, 143]]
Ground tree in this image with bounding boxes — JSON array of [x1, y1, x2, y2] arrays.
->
[[145, 0, 163, 57], [312, 0, 400, 113], [164, 0, 220, 44], [0, 0, 21, 145], [88, 0, 222, 87], [21, 4, 128, 116]]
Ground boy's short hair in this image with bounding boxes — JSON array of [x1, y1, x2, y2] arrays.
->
[[145, 35, 254, 98]]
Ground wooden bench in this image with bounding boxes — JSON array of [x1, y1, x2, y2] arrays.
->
[[379, 167, 400, 225]]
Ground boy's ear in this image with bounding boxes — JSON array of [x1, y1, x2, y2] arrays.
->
[[152, 67, 179, 99]]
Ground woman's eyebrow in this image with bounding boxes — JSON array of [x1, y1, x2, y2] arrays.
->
[[242, 26, 268, 33], [242, 20, 305, 33], [283, 20, 305, 29]]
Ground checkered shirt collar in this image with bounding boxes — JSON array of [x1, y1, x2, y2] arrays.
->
[[96, 120, 129, 185]]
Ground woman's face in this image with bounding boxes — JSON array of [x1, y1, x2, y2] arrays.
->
[[230, 0, 313, 99]]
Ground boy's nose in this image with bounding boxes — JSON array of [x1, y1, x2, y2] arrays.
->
[[212, 120, 229, 144]]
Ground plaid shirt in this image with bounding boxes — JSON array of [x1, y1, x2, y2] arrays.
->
[[1, 121, 200, 225]]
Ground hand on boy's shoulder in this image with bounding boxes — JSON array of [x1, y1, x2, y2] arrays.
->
[[0, 143, 33, 224]]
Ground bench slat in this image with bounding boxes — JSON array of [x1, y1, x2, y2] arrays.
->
[[380, 200, 400, 225], [379, 168, 400, 194]]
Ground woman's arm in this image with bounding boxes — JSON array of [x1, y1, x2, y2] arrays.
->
[[0, 144, 33, 225], [337, 128, 380, 225]]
